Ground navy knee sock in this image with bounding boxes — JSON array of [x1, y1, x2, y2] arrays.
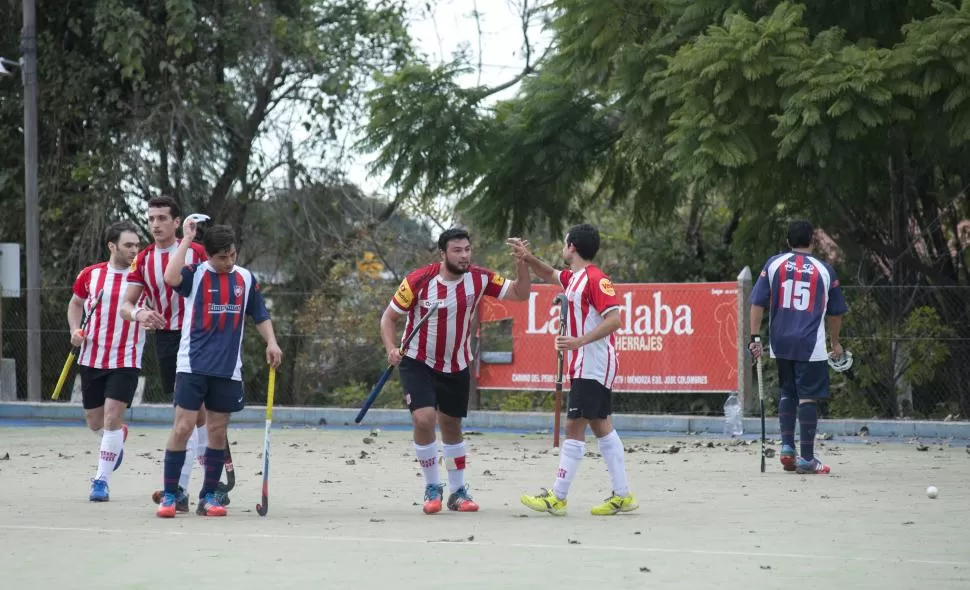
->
[[798, 402, 818, 460], [164, 450, 187, 494], [200, 447, 226, 499], [779, 394, 797, 449]]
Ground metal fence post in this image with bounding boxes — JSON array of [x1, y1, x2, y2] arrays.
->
[[737, 266, 753, 416]]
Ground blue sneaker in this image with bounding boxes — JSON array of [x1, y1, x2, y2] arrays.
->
[[780, 444, 796, 472], [113, 424, 129, 472], [157, 492, 179, 518], [89, 479, 109, 502], [422, 483, 445, 514]]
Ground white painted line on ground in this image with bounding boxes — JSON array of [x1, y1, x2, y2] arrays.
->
[[1, 524, 967, 567]]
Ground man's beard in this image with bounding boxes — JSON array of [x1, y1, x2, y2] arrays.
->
[[444, 259, 468, 275]]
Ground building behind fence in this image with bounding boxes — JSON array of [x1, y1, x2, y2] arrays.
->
[[1, 275, 968, 421]]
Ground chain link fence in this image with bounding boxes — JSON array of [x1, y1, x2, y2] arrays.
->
[[2, 285, 968, 421]]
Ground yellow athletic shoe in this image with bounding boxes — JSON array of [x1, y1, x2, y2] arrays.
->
[[591, 491, 639, 516], [520, 488, 567, 516]]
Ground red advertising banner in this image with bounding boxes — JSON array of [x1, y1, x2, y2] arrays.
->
[[476, 283, 739, 393]]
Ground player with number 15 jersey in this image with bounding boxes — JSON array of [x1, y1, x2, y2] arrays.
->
[[749, 220, 848, 476]]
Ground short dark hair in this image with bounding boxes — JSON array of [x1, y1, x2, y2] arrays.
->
[[787, 220, 814, 248], [202, 224, 235, 256], [104, 220, 139, 248], [566, 223, 600, 260], [147, 195, 181, 220], [438, 227, 470, 251]]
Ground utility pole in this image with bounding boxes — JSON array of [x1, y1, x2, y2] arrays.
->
[[23, 0, 41, 401]]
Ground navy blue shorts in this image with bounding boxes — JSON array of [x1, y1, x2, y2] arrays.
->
[[174, 372, 245, 413], [776, 359, 829, 400]]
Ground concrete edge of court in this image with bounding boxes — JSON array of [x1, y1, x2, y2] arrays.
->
[[1, 401, 969, 439]]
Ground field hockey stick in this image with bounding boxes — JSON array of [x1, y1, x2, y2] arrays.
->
[[223, 434, 235, 491], [354, 300, 442, 424], [52, 290, 103, 400], [755, 336, 766, 473], [256, 365, 276, 516], [552, 294, 568, 448]]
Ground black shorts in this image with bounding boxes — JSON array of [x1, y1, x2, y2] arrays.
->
[[174, 372, 245, 414], [79, 366, 140, 410], [154, 330, 182, 397], [777, 359, 830, 400], [567, 378, 613, 420], [398, 356, 470, 418]]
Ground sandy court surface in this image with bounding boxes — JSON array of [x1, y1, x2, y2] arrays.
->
[[0, 423, 969, 590]]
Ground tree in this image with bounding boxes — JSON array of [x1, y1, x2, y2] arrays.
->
[[359, 0, 970, 415], [0, 0, 412, 284]]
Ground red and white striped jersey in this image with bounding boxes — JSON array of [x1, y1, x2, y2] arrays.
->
[[558, 265, 621, 389], [128, 240, 208, 330], [389, 263, 511, 373], [72, 262, 147, 370]]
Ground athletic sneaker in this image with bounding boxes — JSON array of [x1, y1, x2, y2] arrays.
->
[[423, 483, 445, 514], [113, 424, 129, 472], [446, 485, 480, 512], [196, 492, 227, 517], [520, 488, 567, 516], [89, 479, 109, 502], [591, 491, 639, 516], [156, 492, 179, 518], [152, 486, 189, 513], [780, 444, 797, 472], [796, 457, 831, 474]]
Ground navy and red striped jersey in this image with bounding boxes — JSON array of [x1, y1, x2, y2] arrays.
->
[[174, 262, 270, 381], [751, 252, 848, 361]]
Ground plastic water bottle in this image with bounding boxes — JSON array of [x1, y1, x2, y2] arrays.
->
[[723, 394, 743, 436]]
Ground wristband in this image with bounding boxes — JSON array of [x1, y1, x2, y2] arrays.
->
[[132, 306, 143, 322], [750, 335, 761, 344]]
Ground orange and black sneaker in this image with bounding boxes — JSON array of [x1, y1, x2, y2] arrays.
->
[[196, 492, 227, 517], [423, 483, 445, 515], [447, 485, 480, 512]]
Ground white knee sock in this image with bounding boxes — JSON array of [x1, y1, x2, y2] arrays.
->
[[95, 428, 124, 483], [178, 426, 199, 490], [552, 439, 585, 500], [442, 441, 467, 491], [414, 441, 440, 486], [196, 426, 209, 468], [597, 430, 630, 496]]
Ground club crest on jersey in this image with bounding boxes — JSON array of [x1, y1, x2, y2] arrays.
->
[[599, 277, 616, 296], [234, 285, 244, 297], [785, 260, 815, 274]]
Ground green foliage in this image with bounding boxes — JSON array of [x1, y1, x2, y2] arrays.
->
[[840, 293, 956, 416], [0, 0, 412, 286]]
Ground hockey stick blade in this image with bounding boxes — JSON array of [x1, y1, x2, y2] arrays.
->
[[256, 366, 276, 516], [355, 365, 393, 423]]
